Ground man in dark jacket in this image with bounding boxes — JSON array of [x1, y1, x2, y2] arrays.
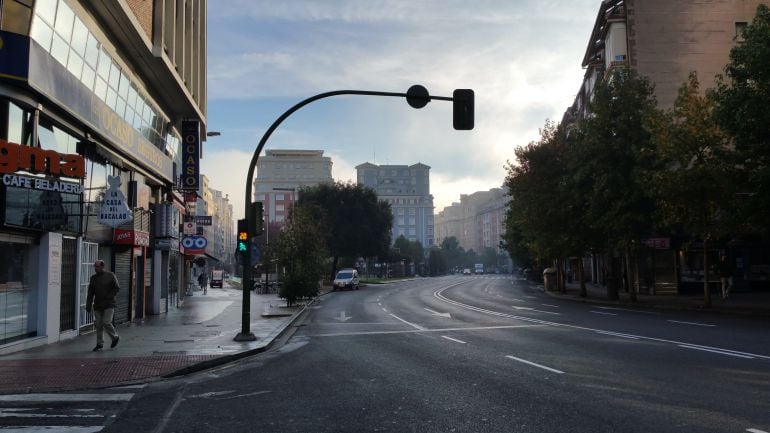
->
[[86, 260, 120, 351]]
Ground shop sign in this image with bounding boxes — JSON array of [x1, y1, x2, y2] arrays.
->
[[114, 228, 150, 246], [154, 238, 179, 251], [195, 215, 212, 226], [2, 173, 83, 194], [183, 221, 196, 235], [0, 139, 85, 178], [180, 120, 200, 190], [98, 175, 133, 228], [642, 237, 670, 249]]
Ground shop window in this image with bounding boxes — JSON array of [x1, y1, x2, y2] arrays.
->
[[0, 241, 35, 345]]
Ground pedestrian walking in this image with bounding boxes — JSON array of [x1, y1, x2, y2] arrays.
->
[[719, 254, 733, 299], [198, 271, 208, 294], [85, 260, 120, 351]]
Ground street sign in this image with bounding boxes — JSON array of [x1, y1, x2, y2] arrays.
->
[[182, 235, 207, 249], [183, 222, 196, 235], [196, 215, 212, 226]]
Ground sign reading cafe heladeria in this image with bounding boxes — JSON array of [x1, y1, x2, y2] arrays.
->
[[98, 175, 133, 228]]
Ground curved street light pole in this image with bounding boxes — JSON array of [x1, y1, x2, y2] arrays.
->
[[234, 88, 455, 341]]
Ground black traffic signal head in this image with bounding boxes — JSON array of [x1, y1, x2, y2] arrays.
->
[[453, 89, 474, 130], [237, 219, 248, 253], [249, 202, 264, 237]]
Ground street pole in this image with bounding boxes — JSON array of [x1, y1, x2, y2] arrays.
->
[[234, 87, 462, 342]]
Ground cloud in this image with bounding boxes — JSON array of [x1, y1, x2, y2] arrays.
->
[[205, 0, 599, 216]]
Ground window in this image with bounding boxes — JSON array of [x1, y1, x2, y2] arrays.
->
[[735, 22, 748, 42], [275, 194, 285, 200]]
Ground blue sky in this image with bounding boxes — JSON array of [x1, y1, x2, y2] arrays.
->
[[203, 0, 598, 219]]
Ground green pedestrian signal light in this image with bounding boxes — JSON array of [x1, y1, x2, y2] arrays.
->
[[237, 219, 248, 253]]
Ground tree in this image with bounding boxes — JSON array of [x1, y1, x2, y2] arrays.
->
[[440, 237, 465, 271], [650, 72, 734, 307], [711, 4, 770, 233], [276, 204, 327, 306], [298, 181, 393, 280], [577, 69, 661, 300], [427, 248, 447, 276]]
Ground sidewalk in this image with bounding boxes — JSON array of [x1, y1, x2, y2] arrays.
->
[[527, 278, 770, 317], [0, 282, 313, 394]]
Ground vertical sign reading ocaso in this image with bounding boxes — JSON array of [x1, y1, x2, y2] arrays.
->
[[180, 120, 200, 190]]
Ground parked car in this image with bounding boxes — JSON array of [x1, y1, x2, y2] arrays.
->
[[462, 268, 472, 275], [333, 269, 360, 291]]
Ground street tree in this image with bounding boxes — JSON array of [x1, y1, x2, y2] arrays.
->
[[276, 204, 327, 306], [440, 237, 465, 271], [711, 4, 770, 233], [427, 248, 447, 276], [298, 181, 393, 280], [577, 69, 661, 300], [649, 72, 734, 307]]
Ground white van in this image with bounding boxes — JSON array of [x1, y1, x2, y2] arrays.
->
[[333, 269, 360, 291]]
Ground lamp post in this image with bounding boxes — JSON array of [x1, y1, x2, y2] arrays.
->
[[234, 86, 473, 342]]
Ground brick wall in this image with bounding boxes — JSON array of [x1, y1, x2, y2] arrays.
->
[[125, 0, 153, 40]]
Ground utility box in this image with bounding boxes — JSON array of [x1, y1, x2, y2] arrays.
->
[[543, 267, 557, 291]]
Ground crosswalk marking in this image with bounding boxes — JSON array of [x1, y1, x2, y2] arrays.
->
[[0, 390, 137, 433]]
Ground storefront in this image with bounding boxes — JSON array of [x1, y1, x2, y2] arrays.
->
[[0, 0, 199, 354]]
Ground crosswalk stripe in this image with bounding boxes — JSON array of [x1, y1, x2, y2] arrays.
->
[[0, 427, 104, 432], [0, 394, 133, 402]]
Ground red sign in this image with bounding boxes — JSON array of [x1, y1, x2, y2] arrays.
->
[[114, 229, 150, 246], [0, 139, 86, 177]]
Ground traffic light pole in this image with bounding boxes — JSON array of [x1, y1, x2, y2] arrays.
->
[[234, 88, 465, 342]]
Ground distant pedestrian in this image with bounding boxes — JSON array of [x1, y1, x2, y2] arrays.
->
[[719, 254, 733, 299], [85, 260, 120, 352], [198, 272, 208, 294]]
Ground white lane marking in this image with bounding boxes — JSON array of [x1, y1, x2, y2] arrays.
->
[[109, 384, 147, 390], [434, 287, 770, 360], [591, 305, 659, 315], [0, 428, 104, 432], [0, 394, 133, 402], [542, 304, 560, 308], [382, 308, 388, 313], [590, 311, 617, 316], [667, 320, 715, 327], [389, 314, 426, 331], [678, 345, 755, 359], [378, 302, 382, 306], [309, 324, 543, 338], [524, 296, 536, 299], [0, 409, 102, 418], [512, 305, 561, 315], [594, 330, 641, 340], [747, 428, 769, 433], [441, 336, 467, 344], [336, 311, 352, 322], [424, 308, 451, 318], [510, 298, 526, 303], [506, 355, 564, 374], [190, 390, 235, 398]]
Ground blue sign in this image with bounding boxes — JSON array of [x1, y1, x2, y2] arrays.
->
[[182, 235, 207, 249]]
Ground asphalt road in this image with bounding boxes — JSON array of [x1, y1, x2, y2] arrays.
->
[[102, 275, 769, 433]]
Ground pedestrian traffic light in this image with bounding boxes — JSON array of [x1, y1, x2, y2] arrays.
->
[[453, 89, 474, 130], [250, 202, 264, 237], [237, 219, 248, 254]]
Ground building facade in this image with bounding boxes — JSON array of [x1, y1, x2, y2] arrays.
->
[[0, 0, 207, 354], [356, 162, 435, 248], [435, 188, 510, 270], [564, 0, 764, 293], [253, 149, 333, 224]]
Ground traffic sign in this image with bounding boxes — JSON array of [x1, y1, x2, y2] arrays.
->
[[182, 235, 207, 249]]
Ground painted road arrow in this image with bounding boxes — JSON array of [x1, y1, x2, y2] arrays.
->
[[424, 308, 451, 318], [336, 311, 352, 322]]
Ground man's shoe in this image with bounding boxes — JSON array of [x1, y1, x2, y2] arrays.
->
[[92, 345, 103, 352], [111, 336, 120, 348]]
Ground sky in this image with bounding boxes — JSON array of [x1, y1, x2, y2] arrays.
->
[[202, 0, 599, 220]]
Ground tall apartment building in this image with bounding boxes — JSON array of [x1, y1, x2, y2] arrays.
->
[[0, 0, 207, 353], [195, 176, 235, 272], [356, 162, 435, 248], [435, 188, 509, 259], [253, 149, 333, 224], [564, 0, 764, 293]]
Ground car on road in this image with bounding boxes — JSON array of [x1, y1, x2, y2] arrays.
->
[[462, 268, 472, 275], [210, 270, 224, 288], [333, 269, 360, 290]]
